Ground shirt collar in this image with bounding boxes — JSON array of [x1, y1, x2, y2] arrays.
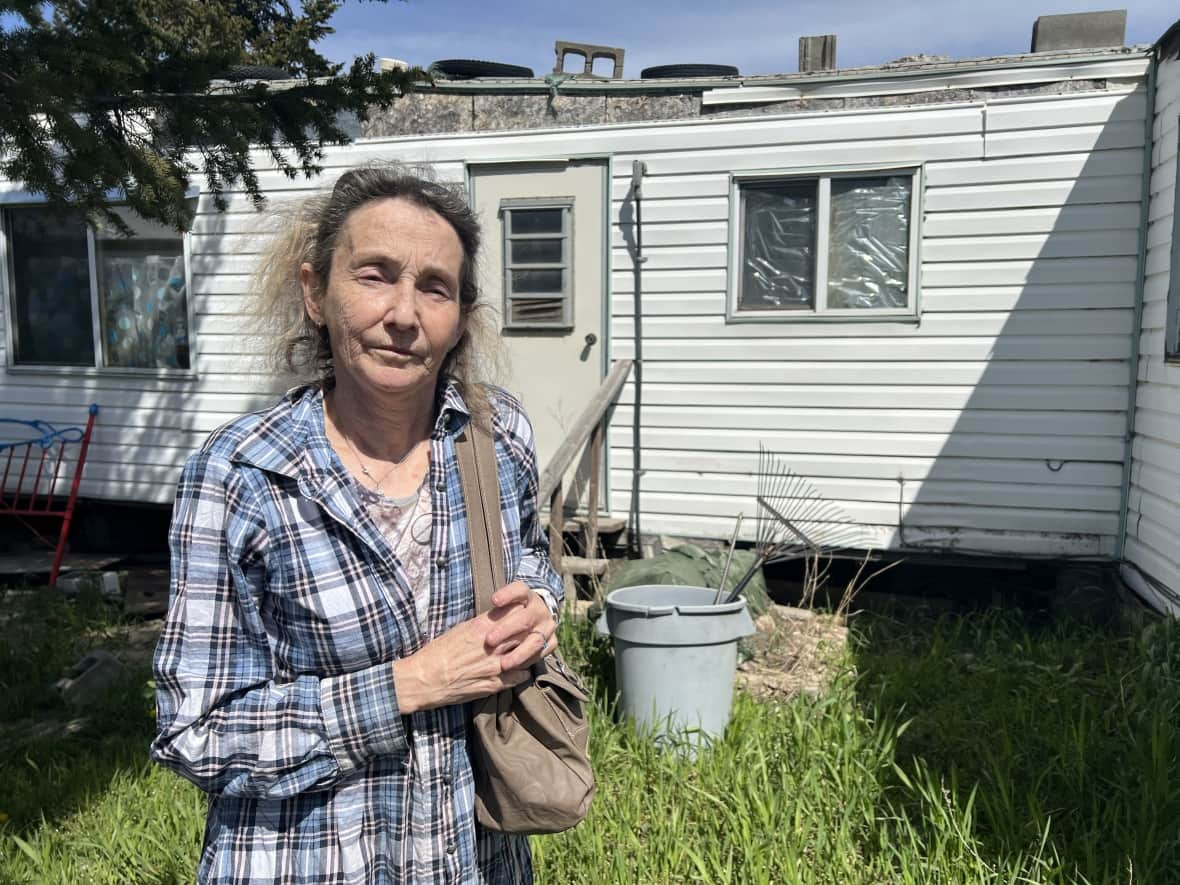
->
[[231, 379, 472, 480]]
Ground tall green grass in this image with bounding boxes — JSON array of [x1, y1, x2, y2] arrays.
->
[[855, 609, 1180, 884], [533, 617, 1059, 884], [2, 588, 1178, 883]]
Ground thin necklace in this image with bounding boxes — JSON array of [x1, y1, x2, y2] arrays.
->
[[340, 432, 422, 497], [328, 402, 424, 497]]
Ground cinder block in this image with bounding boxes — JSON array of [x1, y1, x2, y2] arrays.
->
[[799, 35, 837, 72], [54, 569, 124, 601], [1032, 10, 1126, 52], [55, 650, 126, 708]]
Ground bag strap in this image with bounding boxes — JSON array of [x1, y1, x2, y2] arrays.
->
[[455, 417, 505, 616]]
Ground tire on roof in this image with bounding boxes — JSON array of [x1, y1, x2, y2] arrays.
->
[[430, 59, 535, 79], [640, 64, 740, 79], [222, 64, 290, 81]]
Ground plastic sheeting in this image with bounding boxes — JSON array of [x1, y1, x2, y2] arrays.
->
[[98, 253, 189, 369], [739, 176, 911, 312], [739, 182, 816, 310], [826, 176, 911, 310], [8, 209, 94, 365]]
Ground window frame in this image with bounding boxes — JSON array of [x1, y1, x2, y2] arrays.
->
[[726, 164, 923, 323], [0, 201, 197, 377], [499, 196, 575, 331], [1166, 115, 1180, 363]]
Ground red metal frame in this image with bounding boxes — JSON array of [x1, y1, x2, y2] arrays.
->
[[0, 404, 99, 587]]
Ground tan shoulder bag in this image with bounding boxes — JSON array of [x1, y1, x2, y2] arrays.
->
[[454, 421, 595, 835]]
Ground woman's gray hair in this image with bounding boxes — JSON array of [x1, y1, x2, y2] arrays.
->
[[249, 163, 501, 419]]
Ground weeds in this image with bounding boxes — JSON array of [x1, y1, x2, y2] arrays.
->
[[2, 588, 1179, 883]]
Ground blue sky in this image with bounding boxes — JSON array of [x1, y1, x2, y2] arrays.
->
[[320, 0, 1177, 76]]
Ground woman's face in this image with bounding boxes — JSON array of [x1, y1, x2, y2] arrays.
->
[[302, 197, 467, 403]]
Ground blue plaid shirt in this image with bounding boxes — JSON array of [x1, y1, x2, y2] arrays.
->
[[151, 382, 563, 884]]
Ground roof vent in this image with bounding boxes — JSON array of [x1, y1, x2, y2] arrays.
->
[[799, 34, 836, 72], [1031, 10, 1126, 52]]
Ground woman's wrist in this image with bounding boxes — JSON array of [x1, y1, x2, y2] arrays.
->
[[392, 656, 430, 715]]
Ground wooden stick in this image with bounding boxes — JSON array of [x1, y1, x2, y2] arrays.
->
[[549, 480, 564, 573], [586, 420, 603, 559], [715, 513, 743, 604]]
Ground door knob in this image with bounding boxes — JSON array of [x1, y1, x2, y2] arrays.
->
[[584, 333, 598, 346]]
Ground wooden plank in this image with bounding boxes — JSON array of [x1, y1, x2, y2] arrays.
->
[[586, 422, 603, 558], [549, 482, 564, 571]]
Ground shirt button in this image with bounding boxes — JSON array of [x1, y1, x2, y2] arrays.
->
[[446, 840, 457, 855], [436, 480, 446, 491], [436, 556, 447, 569]]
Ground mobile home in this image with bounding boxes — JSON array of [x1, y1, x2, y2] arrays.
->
[[3, 14, 1180, 610]]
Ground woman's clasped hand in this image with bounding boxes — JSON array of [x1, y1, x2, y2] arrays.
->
[[393, 579, 558, 714]]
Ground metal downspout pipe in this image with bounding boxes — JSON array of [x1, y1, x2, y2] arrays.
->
[[627, 160, 647, 556], [1115, 51, 1158, 566]]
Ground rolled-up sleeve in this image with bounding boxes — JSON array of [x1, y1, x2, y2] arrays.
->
[[150, 452, 408, 799]]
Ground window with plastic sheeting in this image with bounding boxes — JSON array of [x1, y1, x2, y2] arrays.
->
[[3, 203, 193, 372], [729, 168, 920, 321]]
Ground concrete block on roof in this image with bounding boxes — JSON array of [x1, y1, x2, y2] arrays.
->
[[799, 34, 837, 72], [554, 40, 625, 78], [1031, 10, 1126, 52]]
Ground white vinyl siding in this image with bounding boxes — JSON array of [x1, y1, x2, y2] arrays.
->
[[1123, 52, 1180, 610], [607, 87, 1144, 556], [0, 61, 1149, 569]]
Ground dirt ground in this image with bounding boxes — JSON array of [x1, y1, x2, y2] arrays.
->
[[736, 604, 850, 700]]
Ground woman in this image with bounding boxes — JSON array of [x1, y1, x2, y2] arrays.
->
[[151, 166, 563, 884]]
